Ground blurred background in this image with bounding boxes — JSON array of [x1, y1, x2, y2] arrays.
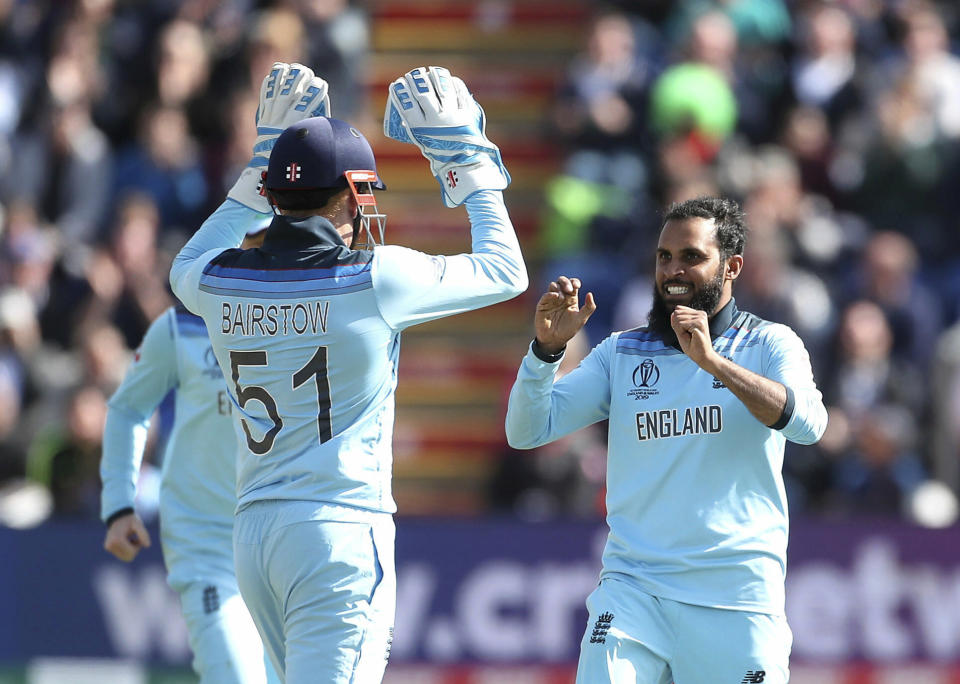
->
[[0, 0, 959, 682]]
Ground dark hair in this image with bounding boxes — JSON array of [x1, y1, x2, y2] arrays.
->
[[267, 183, 347, 212], [662, 196, 747, 261]]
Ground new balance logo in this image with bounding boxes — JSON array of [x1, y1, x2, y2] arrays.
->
[[446, 169, 458, 188], [286, 163, 301, 181], [202, 585, 219, 615], [589, 611, 614, 644], [741, 670, 766, 683]]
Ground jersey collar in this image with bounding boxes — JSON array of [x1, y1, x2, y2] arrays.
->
[[261, 214, 347, 252], [709, 297, 738, 339]]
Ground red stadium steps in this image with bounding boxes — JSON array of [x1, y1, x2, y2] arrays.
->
[[370, 0, 583, 513], [371, 1, 589, 53]]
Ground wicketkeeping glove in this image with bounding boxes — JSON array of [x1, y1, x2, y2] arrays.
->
[[384, 66, 510, 208], [228, 62, 331, 213]]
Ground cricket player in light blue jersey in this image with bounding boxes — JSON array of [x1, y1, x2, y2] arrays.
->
[[101, 296, 278, 683], [506, 197, 828, 683], [169, 62, 526, 683]]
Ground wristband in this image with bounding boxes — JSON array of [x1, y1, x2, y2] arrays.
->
[[531, 338, 565, 363]]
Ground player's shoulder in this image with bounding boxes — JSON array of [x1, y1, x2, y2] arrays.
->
[[727, 308, 801, 347], [171, 302, 208, 338], [200, 245, 375, 298], [206, 244, 374, 271]]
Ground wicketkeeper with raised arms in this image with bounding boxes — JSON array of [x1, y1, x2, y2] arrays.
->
[[170, 62, 526, 683]]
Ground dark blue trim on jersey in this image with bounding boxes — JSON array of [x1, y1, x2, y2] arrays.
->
[[769, 385, 795, 430], [616, 299, 741, 355], [616, 344, 685, 357], [202, 261, 370, 282], [199, 281, 372, 298], [174, 304, 208, 335], [199, 214, 375, 299]]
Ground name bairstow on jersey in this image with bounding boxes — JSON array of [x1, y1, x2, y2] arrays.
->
[[221, 300, 330, 336]]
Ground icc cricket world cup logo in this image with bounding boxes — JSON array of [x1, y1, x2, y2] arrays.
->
[[633, 359, 660, 388]]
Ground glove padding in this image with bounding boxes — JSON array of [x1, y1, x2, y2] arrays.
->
[[384, 66, 510, 208], [228, 62, 331, 213]]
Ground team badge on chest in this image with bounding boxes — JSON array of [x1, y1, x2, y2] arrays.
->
[[627, 359, 661, 400]]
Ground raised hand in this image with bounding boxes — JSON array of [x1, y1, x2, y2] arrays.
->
[[228, 62, 331, 213], [534, 276, 597, 355], [384, 66, 510, 207]]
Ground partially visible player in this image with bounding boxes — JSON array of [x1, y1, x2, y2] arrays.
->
[[100, 235, 278, 683], [169, 63, 526, 683], [506, 197, 828, 684]]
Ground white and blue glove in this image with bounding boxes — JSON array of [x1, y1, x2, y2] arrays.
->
[[228, 62, 331, 213], [384, 66, 510, 208]]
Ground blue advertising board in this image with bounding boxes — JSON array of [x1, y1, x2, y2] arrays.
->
[[1, 518, 959, 667]]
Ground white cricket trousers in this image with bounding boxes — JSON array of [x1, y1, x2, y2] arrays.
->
[[234, 501, 395, 684]]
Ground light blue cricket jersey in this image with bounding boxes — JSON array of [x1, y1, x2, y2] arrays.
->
[[101, 305, 243, 590], [505, 301, 828, 615], [170, 191, 526, 515]]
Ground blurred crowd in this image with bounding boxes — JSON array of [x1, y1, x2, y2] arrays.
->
[[0, 0, 370, 525], [494, 0, 960, 527], [1, 0, 958, 528]]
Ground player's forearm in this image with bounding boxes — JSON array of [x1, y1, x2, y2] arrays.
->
[[506, 344, 609, 448], [463, 190, 528, 295], [505, 354, 559, 449], [700, 354, 788, 428], [100, 405, 150, 522]]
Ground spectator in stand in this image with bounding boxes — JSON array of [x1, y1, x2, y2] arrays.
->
[[854, 71, 953, 263], [897, 3, 960, 140], [738, 145, 866, 284], [551, 10, 652, 190], [733, 229, 834, 371], [790, 5, 863, 132], [104, 194, 172, 348], [822, 300, 925, 423], [9, 96, 113, 245], [246, 8, 307, 97], [154, 19, 218, 141], [113, 104, 208, 234], [294, 0, 371, 121], [43, 384, 108, 518], [77, 321, 129, 395], [829, 404, 927, 517], [780, 105, 839, 203], [846, 231, 942, 369]]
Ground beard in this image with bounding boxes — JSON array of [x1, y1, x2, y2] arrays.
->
[[647, 267, 725, 341]]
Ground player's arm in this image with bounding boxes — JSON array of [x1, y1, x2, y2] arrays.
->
[[375, 67, 527, 328], [170, 62, 330, 313], [100, 310, 179, 561], [754, 324, 828, 444], [373, 191, 527, 327], [169, 202, 271, 314], [506, 277, 610, 449], [671, 306, 827, 442]]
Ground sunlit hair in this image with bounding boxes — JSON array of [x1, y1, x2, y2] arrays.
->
[[662, 196, 747, 262]]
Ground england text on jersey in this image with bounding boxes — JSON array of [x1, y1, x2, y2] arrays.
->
[[221, 300, 330, 336], [635, 405, 722, 441]]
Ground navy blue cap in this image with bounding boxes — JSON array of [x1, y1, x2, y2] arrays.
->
[[265, 117, 385, 191]]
